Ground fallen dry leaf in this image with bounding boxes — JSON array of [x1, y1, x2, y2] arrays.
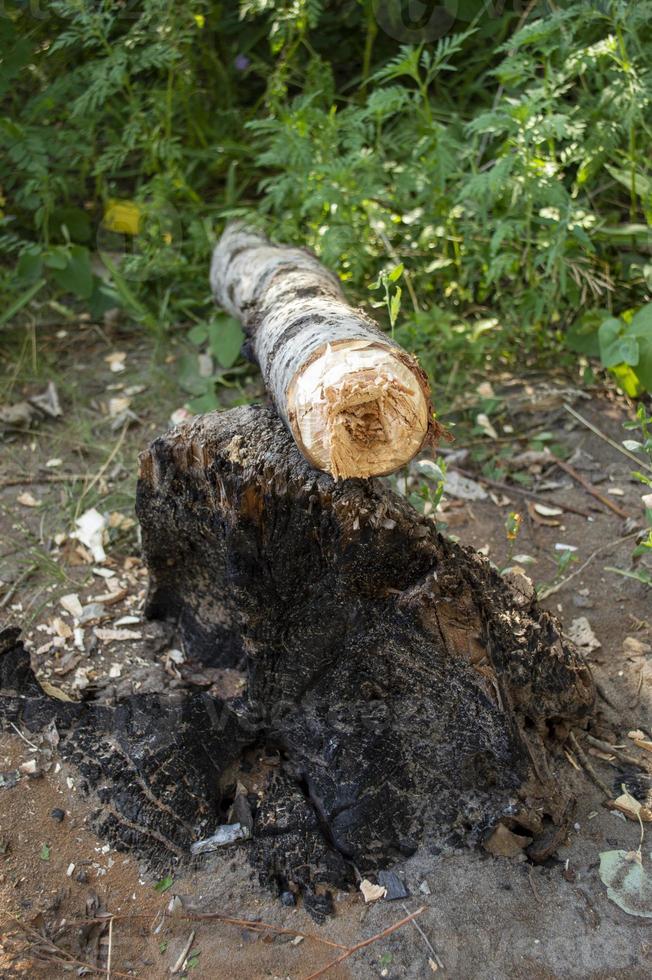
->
[[17, 492, 41, 508], [527, 500, 561, 527], [623, 636, 652, 658], [442, 470, 488, 502], [484, 823, 532, 858], [105, 351, 127, 373], [108, 396, 131, 417], [40, 680, 74, 702], [475, 412, 498, 440], [534, 503, 563, 517]]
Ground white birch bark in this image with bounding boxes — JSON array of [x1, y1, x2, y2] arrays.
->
[[210, 223, 436, 479]]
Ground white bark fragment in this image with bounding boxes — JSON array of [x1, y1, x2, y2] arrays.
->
[[210, 224, 434, 479]]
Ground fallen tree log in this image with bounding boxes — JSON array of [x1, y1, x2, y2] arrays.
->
[[210, 224, 437, 479], [0, 406, 595, 916]]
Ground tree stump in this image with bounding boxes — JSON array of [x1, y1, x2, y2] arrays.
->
[[0, 405, 595, 915]]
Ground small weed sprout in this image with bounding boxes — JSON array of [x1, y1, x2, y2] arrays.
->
[[504, 511, 522, 567], [369, 263, 404, 337]]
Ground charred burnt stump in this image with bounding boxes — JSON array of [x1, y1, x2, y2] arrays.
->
[[136, 405, 594, 891], [0, 404, 595, 912]]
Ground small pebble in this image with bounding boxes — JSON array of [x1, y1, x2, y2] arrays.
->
[[280, 891, 296, 907], [76, 870, 89, 884], [51, 808, 65, 823]]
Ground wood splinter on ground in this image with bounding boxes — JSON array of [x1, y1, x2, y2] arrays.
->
[[211, 223, 440, 479]]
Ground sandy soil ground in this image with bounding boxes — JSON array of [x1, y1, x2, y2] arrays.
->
[[1, 325, 651, 978]]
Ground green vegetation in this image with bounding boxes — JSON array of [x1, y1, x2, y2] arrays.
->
[[1, 1, 652, 402]]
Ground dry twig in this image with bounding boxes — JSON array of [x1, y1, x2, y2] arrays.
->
[[537, 530, 639, 599], [451, 466, 590, 517], [0, 473, 89, 488], [564, 403, 652, 474], [8, 720, 39, 751], [302, 906, 426, 980], [583, 733, 649, 769], [569, 732, 612, 798], [552, 456, 629, 519], [7, 917, 134, 979], [401, 901, 443, 969], [170, 929, 195, 975]]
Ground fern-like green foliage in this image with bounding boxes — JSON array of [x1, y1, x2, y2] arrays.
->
[[1, 0, 651, 386]]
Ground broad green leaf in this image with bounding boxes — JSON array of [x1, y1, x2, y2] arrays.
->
[[17, 249, 43, 282], [388, 263, 404, 282], [44, 248, 68, 270], [629, 305, 652, 391], [188, 323, 209, 345], [599, 850, 652, 917], [188, 390, 220, 413], [88, 277, 120, 318], [565, 309, 608, 358], [53, 206, 92, 243], [598, 317, 639, 368], [51, 246, 93, 299], [177, 352, 211, 395], [207, 315, 244, 368], [606, 164, 652, 201], [630, 303, 652, 336]]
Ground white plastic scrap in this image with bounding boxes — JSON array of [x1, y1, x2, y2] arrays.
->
[[190, 823, 250, 856]]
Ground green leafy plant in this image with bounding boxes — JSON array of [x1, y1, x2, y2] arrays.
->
[[2, 1, 652, 407], [369, 262, 404, 335], [606, 405, 652, 587], [567, 303, 652, 396]]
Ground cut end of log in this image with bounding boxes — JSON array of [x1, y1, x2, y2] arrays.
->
[[290, 340, 430, 479]]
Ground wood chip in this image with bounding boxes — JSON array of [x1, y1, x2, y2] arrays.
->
[[610, 790, 652, 822], [94, 628, 142, 642], [360, 879, 387, 903], [60, 593, 83, 619], [92, 587, 128, 606]]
